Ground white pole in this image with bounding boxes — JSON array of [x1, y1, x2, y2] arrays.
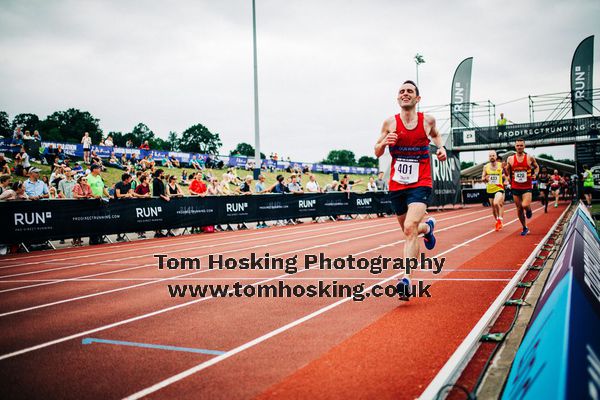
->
[[252, 0, 261, 178]]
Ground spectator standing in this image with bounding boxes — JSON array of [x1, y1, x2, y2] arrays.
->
[[115, 173, 134, 198], [375, 171, 388, 191], [17, 146, 31, 174], [367, 176, 378, 192], [305, 174, 321, 193], [189, 172, 208, 196], [58, 171, 76, 199], [87, 164, 109, 198], [0, 175, 12, 194], [72, 175, 93, 199], [104, 136, 114, 147], [81, 132, 92, 164], [133, 175, 151, 198], [0, 181, 28, 201], [139, 140, 150, 150], [23, 168, 49, 200], [255, 174, 267, 193], [152, 169, 170, 238], [167, 175, 183, 197], [126, 139, 133, 149]]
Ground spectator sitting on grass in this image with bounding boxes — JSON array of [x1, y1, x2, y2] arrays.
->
[[87, 164, 110, 199], [72, 175, 93, 199], [169, 155, 180, 168], [239, 175, 253, 195], [0, 154, 11, 175], [90, 151, 106, 171], [115, 173, 134, 199], [180, 169, 189, 186], [167, 175, 183, 197], [0, 181, 28, 201], [58, 170, 76, 199], [190, 155, 202, 170], [16, 146, 31, 176], [139, 155, 155, 171], [24, 168, 49, 200], [108, 152, 125, 170], [50, 165, 66, 189], [189, 172, 208, 196]]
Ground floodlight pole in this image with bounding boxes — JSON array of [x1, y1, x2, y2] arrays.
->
[[414, 53, 425, 111], [252, 0, 261, 179]]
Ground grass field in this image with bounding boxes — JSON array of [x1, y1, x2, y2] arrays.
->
[[18, 161, 374, 195]]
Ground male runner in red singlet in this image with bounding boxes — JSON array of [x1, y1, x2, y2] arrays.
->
[[374, 80, 447, 300], [506, 139, 539, 236]]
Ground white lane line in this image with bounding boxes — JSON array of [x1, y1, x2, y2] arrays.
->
[[0, 207, 516, 357], [0, 220, 399, 293], [0, 206, 512, 316], [123, 207, 543, 399], [0, 205, 478, 264], [0, 219, 400, 280]]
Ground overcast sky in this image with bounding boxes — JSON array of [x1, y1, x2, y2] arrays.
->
[[1, 0, 598, 163]]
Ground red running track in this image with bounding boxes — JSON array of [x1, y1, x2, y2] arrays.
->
[[0, 203, 566, 399]]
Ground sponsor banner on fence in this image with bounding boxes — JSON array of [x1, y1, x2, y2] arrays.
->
[[503, 202, 600, 399], [0, 193, 399, 243]]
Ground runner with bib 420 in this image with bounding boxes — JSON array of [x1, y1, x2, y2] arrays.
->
[[374, 80, 447, 301]]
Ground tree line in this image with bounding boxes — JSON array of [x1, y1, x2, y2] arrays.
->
[[0, 109, 378, 167]]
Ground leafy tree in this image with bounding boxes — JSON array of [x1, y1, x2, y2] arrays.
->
[[0, 111, 10, 136], [152, 137, 169, 151], [538, 153, 555, 161], [167, 131, 180, 151], [129, 123, 155, 147], [179, 123, 222, 154], [357, 155, 378, 168], [460, 161, 474, 170], [322, 150, 357, 166], [108, 131, 126, 147], [230, 142, 265, 158], [11, 113, 40, 133], [37, 109, 101, 143]]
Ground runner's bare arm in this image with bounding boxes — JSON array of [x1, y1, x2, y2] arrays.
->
[[505, 157, 513, 180], [425, 114, 447, 161], [481, 166, 488, 182], [374, 118, 397, 158]]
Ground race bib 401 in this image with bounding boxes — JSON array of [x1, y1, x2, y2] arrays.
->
[[392, 158, 419, 185]]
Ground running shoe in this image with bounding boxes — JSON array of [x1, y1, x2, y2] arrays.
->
[[554, 204, 558, 208], [423, 217, 436, 250], [396, 277, 411, 301], [495, 219, 502, 231], [525, 208, 532, 219], [520, 227, 530, 236]]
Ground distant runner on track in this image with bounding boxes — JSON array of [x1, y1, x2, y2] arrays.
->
[[537, 166, 550, 213], [482, 150, 507, 231], [506, 139, 539, 236], [374, 80, 447, 300]]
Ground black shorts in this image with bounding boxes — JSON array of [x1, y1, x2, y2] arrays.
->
[[584, 186, 593, 195], [512, 188, 532, 197], [487, 190, 504, 199], [388, 187, 432, 216]]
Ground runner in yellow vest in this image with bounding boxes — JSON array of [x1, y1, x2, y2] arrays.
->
[[482, 150, 508, 231], [582, 164, 594, 207]]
